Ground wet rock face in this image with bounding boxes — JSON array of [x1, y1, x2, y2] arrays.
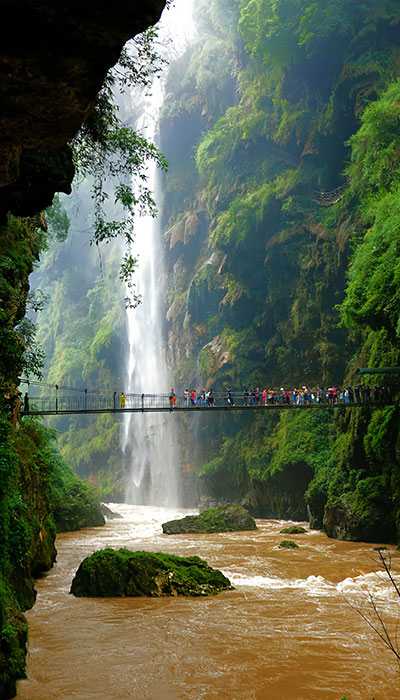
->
[[70, 548, 233, 597], [0, 0, 166, 216], [162, 503, 258, 534]]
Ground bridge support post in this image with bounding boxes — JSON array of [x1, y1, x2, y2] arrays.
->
[[55, 384, 58, 414], [84, 388, 87, 413], [113, 391, 116, 412], [141, 393, 144, 412]]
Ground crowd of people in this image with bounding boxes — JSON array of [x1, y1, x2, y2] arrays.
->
[[169, 385, 392, 407]]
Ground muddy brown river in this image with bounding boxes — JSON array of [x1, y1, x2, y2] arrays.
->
[[16, 505, 400, 699]]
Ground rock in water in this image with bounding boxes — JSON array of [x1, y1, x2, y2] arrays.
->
[[100, 503, 123, 519], [162, 503, 257, 534], [279, 526, 307, 534], [70, 548, 232, 597], [278, 540, 299, 549]]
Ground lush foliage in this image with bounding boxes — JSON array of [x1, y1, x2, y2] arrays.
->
[[72, 28, 168, 307], [159, 0, 400, 541], [0, 412, 104, 695]]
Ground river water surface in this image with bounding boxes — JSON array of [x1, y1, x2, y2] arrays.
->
[[17, 505, 400, 699]]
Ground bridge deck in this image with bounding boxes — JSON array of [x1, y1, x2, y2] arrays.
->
[[22, 392, 392, 416]]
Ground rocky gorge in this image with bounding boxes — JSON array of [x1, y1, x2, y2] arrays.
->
[[29, 2, 400, 547], [1, 0, 400, 696]]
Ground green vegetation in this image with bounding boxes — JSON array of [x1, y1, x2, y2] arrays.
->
[[0, 412, 104, 696], [70, 547, 232, 597], [72, 29, 168, 306], [159, 0, 400, 543]]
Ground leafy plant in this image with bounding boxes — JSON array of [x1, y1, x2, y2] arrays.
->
[[71, 28, 168, 306]]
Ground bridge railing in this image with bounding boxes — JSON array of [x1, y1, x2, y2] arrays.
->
[[24, 389, 393, 415]]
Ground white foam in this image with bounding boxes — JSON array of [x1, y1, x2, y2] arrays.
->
[[226, 572, 335, 596]]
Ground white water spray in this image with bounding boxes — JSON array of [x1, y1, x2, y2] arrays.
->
[[123, 1, 194, 506]]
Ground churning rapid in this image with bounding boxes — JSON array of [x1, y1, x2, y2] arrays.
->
[[122, 1, 194, 507], [17, 506, 400, 700]]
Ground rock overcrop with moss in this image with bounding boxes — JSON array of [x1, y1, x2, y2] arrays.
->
[[279, 526, 307, 535], [70, 548, 232, 597], [278, 540, 299, 549], [162, 504, 257, 534]]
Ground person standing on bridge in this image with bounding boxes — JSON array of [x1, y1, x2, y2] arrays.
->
[[169, 388, 176, 408], [226, 388, 234, 406], [184, 388, 189, 406], [120, 392, 126, 408]]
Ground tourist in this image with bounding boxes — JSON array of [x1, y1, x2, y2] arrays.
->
[[184, 388, 189, 406], [226, 387, 235, 406], [243, 388, 249, 406], [120, 392, 126, 408], [169, 388, 176, 408]]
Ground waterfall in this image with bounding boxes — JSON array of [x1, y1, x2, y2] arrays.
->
[[123, 0, 193, 507]]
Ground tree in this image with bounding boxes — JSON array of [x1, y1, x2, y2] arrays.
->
[[71, 27, 169, 307], [345, 547, 400, 671]]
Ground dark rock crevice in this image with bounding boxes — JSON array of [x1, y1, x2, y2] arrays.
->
[[0, 0, 166, 216]]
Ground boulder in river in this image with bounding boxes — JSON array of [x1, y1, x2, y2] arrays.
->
[[278, 540, 299, 549], [279, 526, 307, 534], [70, 548, 233, 597], [162, 503, 257, 534], [100, 503, 123, 519]]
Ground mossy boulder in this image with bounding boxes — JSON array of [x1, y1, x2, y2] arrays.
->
[[323, 480, 397, 543], [70, 548, 232, 597], [279, 526, 307, 535], [278, 540, 299, 549], [162, 504, 257, 534]]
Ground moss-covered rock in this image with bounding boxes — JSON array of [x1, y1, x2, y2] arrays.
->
[[279, 526, 307, 534], [323, 481, 397, 543], [278, 540, 299, 549], [70, 548, 232, 597], [162, 504, 257, 534]]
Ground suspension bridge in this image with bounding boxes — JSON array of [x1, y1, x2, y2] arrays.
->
[[20, 391, 393, 416]]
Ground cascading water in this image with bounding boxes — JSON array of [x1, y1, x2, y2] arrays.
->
[[123, 0, 194, 507]]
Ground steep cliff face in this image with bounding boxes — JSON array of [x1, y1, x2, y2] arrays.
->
[[158, 0, 400, 537], [0, 2, 166, 696]]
